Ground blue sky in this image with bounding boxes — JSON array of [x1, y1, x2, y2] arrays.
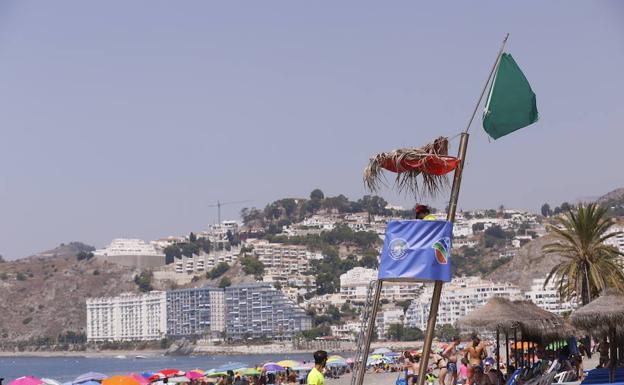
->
[[0, 1, 622, 259]]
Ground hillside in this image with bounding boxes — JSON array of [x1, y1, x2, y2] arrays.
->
[[485, 235, 563, 290], [0, 247, 138, 346], [597, 187, 624, 216], [25, 241, 94, 260]]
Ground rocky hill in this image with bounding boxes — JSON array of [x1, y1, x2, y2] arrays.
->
[[485, 235, 563, 291], [0, 245, 138, 345], [24, 241, 95, 260], [597, 187, 624, 216]]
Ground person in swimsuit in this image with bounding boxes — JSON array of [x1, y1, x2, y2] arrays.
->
[[466, 334, 487, 385], [404, 351, 420, 385], [440, 336, 461, 385]]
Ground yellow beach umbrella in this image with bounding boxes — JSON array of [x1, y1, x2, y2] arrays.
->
[[277, 360, 301, 368]]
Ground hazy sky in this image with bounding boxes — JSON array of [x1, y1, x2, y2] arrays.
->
[[1, 1, 623, 259]]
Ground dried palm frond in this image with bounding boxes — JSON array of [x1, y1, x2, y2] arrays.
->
[[363, 136, 452, 197]]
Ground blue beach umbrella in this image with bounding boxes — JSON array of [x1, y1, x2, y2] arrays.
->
[[74, 374, 107, 385]]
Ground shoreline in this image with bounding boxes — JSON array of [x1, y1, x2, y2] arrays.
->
[[0, 341, 423, 358]]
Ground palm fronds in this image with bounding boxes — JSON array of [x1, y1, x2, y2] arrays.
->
[[363, 136, 452, 197], [542, 203, 624, 305]]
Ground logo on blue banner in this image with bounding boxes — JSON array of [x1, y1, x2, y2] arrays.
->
[[378, 220, 453, 282], [389, 238, 408, 260]]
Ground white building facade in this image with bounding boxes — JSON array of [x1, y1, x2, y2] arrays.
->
[[406, 276, 522, 330], [86, 291, 167, 342], [605, 224, 624, 254], [252, 242, 311, 283], [94, 238, 165, 269], [340, 267, 421, 303], [524, 278, 577, 315]]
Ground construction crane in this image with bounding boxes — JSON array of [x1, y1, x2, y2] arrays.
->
[[207, 200, 252, 224]]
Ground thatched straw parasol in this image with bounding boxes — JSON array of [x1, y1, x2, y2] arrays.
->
[[363, 136, 460, 196], [457, 297, 526, 332], [570, 289, 624, 336], [511, 300, 567, 343], [571, 290, 624, 383], [457, 298, 567, 343]]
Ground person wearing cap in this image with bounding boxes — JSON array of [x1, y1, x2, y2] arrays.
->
[[415, 205, 437, 220]]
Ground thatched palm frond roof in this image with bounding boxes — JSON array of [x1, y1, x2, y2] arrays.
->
[[512, 300, 567, 343], [363, 136, 454, 197], [457, 297, 529, 332], [570, 289, 624, 336], [457, 297, 568, 343]]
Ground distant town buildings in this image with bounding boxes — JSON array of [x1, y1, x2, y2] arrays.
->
[[376, 307, 404, 339], [606, 224, 624, 254], [224, 283, 312, 340], [172, 246, 241, 274], [524, 278, 577, 315], [86, 291, 167, 342], [340, 267, 421, 303], [94, 238, 165, 270], [87, 284, 310, 342], [405, 276, 523, 330], [251, 241, 312, 284], [166, 287, 225, 338]]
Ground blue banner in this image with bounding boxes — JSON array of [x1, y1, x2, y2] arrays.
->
[[378, 220, 453, 282]]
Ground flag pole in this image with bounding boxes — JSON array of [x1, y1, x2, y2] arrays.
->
[[465, 33, 509, 133], [415, 34, 510, 385]]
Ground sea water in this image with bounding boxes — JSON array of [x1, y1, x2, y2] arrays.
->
[[0, 353, 328, 382]]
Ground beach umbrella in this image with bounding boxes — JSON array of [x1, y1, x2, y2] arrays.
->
[[166, 377, 189, 384], [293, 363, 314, 371], [146, 374, 165, 383], [327, 355, 345, 362], [42, 379, 63, 385], [127, 375, 147, 385], [326, 361, 348, 368], [262, 363, 285, 372], [9, 377, 44, 385], [184, 371, 204, 380], [101, 377, 140, 385], [346, 358, 354, 364], [138, 374, 153, 381], [276, 360, 300, 368], [203, 371, 226, 378], [156, 370, 184, 378], [237, 368, 261, 376], [74, 374, 108, 385], [214, 362, 247, 372], [511, 341, 536, 350]]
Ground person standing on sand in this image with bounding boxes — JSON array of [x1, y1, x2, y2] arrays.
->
[[403, 351, 420, 385], [466, 334, 487, 385], [440, 336, 461, 385], [307, 350, 328, 385]]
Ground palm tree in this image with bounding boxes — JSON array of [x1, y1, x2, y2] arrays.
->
[[543, 203, 624, 306]]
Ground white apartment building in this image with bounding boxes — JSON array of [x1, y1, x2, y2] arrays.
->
[[330, 321, 361, 341], [94, 238, 165, 269], [173, 247, 241, 274], [605, 224, 624, 254], [376, 307, 405, 339], [301, 215, 337, 230], [406, 276, 522, 330], [87, 291, 167, 342], [340, 267, 422, 303], [524, 278, 577, 315], [252, 242, 311, 283]]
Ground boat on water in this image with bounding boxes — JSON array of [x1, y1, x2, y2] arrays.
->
[[135, 355, 147, 359], [114, 355, 127, 359]]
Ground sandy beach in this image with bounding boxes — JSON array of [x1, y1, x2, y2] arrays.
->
[[327, 372, 396, 385]]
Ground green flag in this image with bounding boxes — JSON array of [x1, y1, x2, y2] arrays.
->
[[483, 53, 538, 139]]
